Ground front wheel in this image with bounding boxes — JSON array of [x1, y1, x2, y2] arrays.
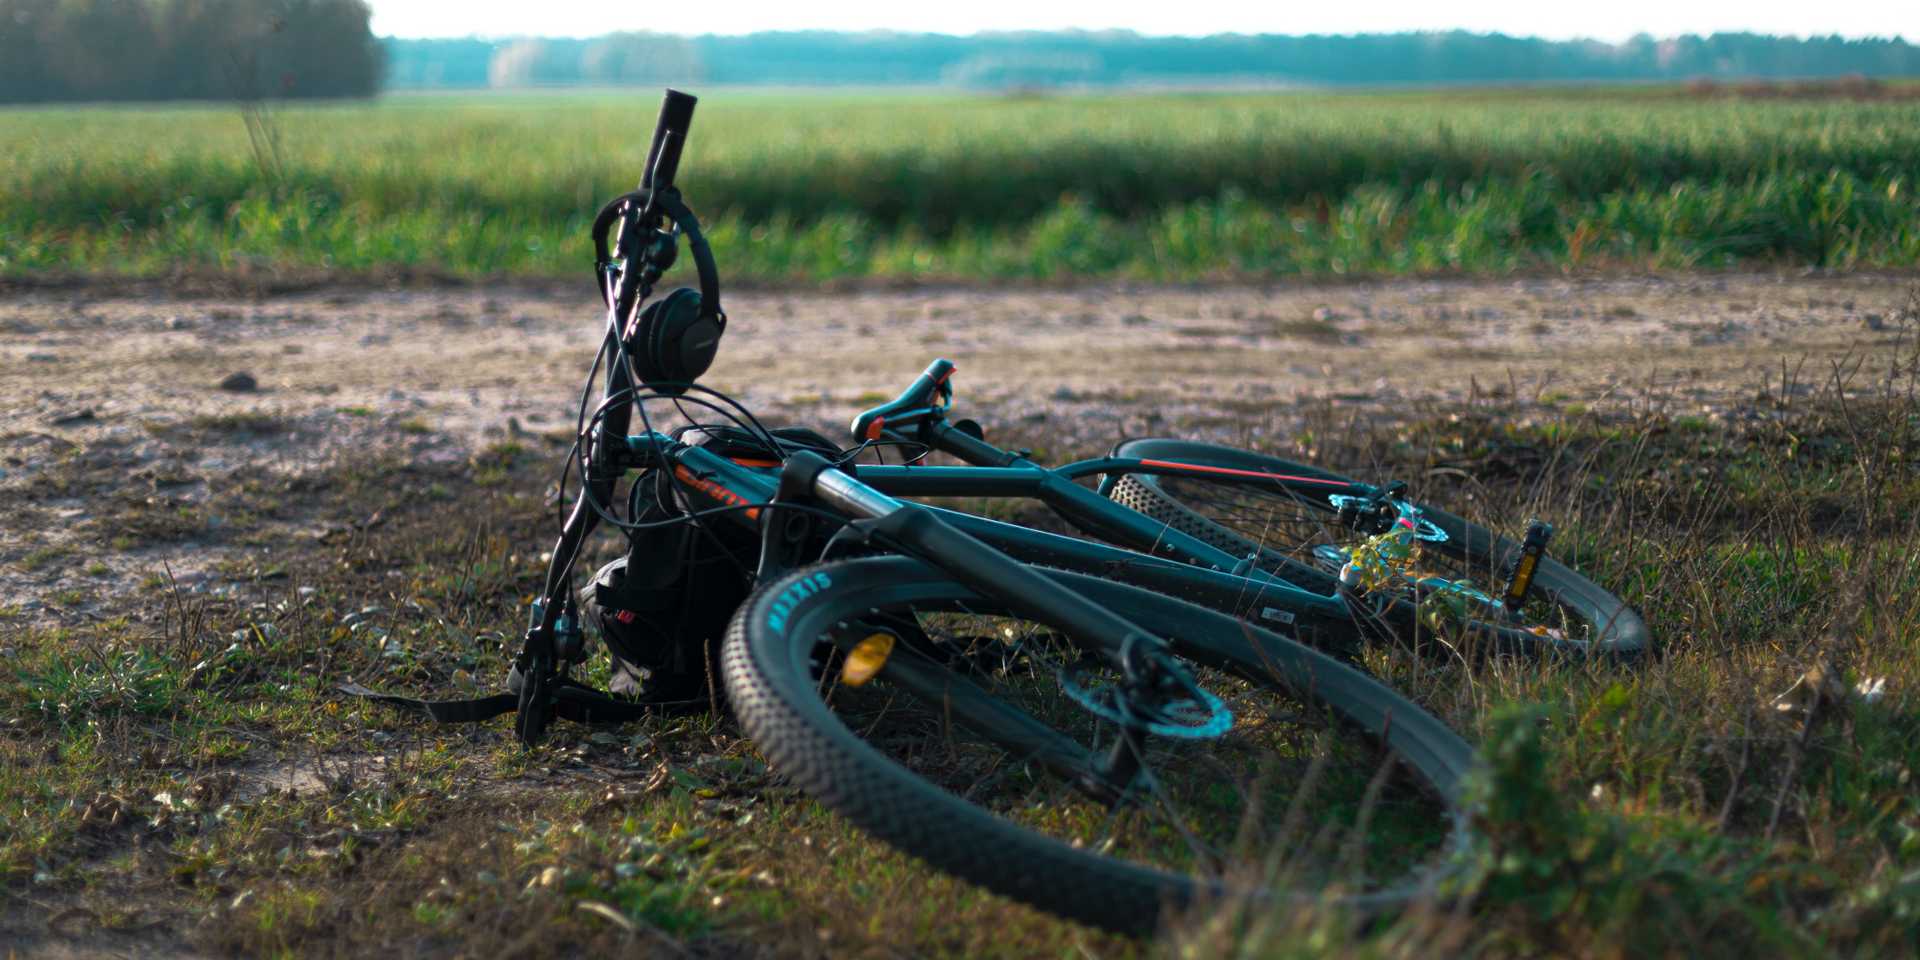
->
[[1103, 438, 1650, 659], [722, 557, 1476, 936]]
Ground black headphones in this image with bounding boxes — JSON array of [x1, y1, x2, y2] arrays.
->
[[627, 286, 724, 392], [595, 186, 728, 396]]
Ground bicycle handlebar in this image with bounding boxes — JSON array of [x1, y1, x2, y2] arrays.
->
[[642, 89, 698, 192]]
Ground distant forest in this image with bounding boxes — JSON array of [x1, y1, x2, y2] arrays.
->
[[0, 0, 381, 104], [386, 30, 1920, 91], [4, 15, 1917, 104]]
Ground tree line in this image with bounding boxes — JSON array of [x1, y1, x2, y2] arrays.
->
[[386, 30, 1920, 91], [5, 16, 1914, 103], [0, 0, 381, 104]]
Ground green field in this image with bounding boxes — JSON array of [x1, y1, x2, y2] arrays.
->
[[5, 88, 1920, 280]]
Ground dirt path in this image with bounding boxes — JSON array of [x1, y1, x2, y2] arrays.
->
[[2, 272, 1911, 626]]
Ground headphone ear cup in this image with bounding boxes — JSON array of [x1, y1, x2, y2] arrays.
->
[[672, 314, 723, 384], [649, 288, 720, 389], [625, 288, 721, 392], [650, 289, 694, 382], [628, 299, 667, 385]]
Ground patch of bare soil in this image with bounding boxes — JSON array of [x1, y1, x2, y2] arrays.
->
[[0, 899, 202, 960], [2, 272, 1908, 628]]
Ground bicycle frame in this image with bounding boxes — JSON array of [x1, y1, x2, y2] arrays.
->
[[615, 416, 1379, 642], [527, 405, 1327, 694]]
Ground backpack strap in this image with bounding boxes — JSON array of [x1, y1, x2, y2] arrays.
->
[[339, 677, 705, 727], [337, 683, 519, 723]]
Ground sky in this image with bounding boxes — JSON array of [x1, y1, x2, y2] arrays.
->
[[368, 1, 1916, 42]]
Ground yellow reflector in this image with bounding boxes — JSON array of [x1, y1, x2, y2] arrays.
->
[[840, 632, 896, 687]]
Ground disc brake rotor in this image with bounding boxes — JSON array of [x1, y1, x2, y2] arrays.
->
[[1056, 662, 1233, 740]]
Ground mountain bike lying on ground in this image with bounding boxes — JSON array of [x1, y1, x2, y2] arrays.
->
[[350, 90, 1647, 935]]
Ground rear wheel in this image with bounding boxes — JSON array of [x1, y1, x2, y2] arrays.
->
[[1104, 439, 1650, 659], [722, 557, 1475, 935]]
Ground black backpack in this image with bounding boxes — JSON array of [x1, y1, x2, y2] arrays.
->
[[580, 423, 842, 701]]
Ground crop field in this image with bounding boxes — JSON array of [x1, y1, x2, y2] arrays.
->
[[5, 87, 1920, 280]]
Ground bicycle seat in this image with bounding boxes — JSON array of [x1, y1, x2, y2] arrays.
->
[[850, 359, 955, 442]]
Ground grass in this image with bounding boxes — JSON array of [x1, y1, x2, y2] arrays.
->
[[4, 88, 1920, 281]]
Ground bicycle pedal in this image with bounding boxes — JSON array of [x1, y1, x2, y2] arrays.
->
[[1499, 519, 1554, 613]]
